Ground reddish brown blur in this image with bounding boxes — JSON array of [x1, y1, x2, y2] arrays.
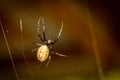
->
[[0, 0, 120, 80]]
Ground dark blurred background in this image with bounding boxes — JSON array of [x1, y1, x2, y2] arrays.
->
[[0, 0, 120, 80]]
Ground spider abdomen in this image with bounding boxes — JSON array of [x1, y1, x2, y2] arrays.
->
[[37, 45, 49, 62]]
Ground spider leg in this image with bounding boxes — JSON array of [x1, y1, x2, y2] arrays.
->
[[38, 17, 47, 41], [51, 50, 67, 57], [37, 17, 44, 42], [45, 55, 51, 67], [52, 21, 63, 45], [31, 48, 38, 53], [55, 52, 68, 57], [38, 34, 44, 42], [32, 42, 42, 46], [24, 48, 38, 55]]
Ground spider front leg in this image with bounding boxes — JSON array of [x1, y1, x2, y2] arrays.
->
[[41, 17, 46, 41], [52, 21, 63, 45], [37, 17, 44, 42], [38, 17, 47, 42], [38, 34, 44, 42]]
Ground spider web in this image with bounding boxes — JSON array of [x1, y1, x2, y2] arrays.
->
[[84, 0, 104, 80], [0, 0, 105, 80], [19, 19, 34, 78], [0, 21, 19, 80]]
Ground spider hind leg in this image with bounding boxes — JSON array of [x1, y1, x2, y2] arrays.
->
[[55, 52, 68, 57], [45, 55, 51, 67]]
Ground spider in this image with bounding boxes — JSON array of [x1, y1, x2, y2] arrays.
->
[[30, 17, 67, 67]]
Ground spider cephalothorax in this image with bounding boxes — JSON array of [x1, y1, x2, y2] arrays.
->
[[31, 17, 67, 67]]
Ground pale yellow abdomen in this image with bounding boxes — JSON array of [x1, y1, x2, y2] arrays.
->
[[37, 45, 49, 62]]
